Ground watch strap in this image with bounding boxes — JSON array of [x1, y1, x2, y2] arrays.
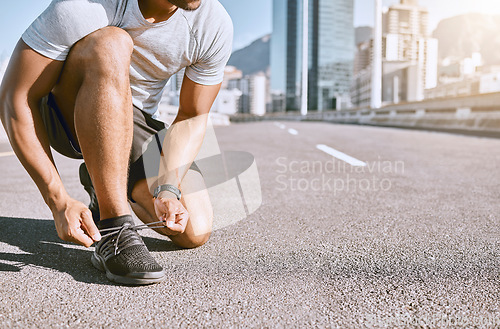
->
[[153, 184, 181, 200]]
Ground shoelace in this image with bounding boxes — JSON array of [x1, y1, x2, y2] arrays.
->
[[98, 221, 165, 256]]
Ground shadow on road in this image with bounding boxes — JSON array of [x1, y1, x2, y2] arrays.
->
[[0, 217, 180, 285]]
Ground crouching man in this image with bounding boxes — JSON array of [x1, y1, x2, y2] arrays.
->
[[0, 0, 232, 285]]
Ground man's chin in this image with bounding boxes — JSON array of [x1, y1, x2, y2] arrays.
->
[[170, 0, 201, 11]]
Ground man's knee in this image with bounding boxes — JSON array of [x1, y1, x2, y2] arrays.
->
[[173, 229, 212, 249], [170, 212, 213, 249], [69, 27, 133, 76]]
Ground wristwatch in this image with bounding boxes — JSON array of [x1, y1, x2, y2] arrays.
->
[[153, 184, 181, 200]]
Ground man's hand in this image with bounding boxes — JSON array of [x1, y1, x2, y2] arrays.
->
[[154, 193, 189, 236], [51, 198, 101, 247]]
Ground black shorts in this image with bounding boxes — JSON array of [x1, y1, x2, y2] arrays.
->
[[39, 93, 200, 200]]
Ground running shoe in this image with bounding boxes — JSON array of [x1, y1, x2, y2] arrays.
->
[[91, 215, 165, 285]]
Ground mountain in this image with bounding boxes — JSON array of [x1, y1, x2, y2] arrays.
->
[[432, 13, 500, 65], [355, 26, 372, 46], [227, 34, 270, 76]]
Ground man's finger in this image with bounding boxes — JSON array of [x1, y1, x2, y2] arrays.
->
[[167, 212, 188, 233], [81, 210, 101, 242], [165, 221, 184, 233], [69, 227, 95, 248], [178, 213, 189, 228], [165, 211, 177, 229]]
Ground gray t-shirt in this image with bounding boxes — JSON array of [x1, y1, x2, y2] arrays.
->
[[22, 0, 233, 117]]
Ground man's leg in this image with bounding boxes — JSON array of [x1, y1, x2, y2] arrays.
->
[[51, 27, 133, 219], [130, 170, 214, 249], [50, 27, 165, 285]]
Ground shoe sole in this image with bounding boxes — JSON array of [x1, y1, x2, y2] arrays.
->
[[91, 252, 165, 285]]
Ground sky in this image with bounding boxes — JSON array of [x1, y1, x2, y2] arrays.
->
[[1, 0, 500, 58]]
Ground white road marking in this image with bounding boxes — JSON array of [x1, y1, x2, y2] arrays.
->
[[288, 128, 298, 136], [316, 144, 367, 167], [0, 151, 15, 158]]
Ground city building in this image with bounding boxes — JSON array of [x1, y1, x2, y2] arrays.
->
[[227, 74, 268, 116], [425, 65, 500, 99], [350, 0, 438, 107], [424, 76, 480, 99], [228, 78, 250, 114], [351, 39, 373, 108], [382, 0, 438, 100], [162, 60, 266, 117], [350, 67, 372, 108], [248, 74, 267, 116], [211, 89, 242, 115], [479, 68, 500, 94], [354, 40, 372, 76], [383, 0, 429, 62], [271, 0, 355, 112], [437, 53, 482, 86], [163, 66, 246, 116], [221, 66, 243, 90]]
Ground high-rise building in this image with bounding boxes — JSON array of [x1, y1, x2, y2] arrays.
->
[[227, 74, 268, 116], [228, 78, 250, 113], [350, 0, 438, 107], [351, 40, 373, 108], [271, 0, 355, 112], [383, 0, 438, 98], [249, 74, 267, 116], [354, 40, 372, 75]]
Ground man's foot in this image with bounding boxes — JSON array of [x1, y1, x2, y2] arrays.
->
[[79, 162, 100, 223], [91, 215, 165, 285]]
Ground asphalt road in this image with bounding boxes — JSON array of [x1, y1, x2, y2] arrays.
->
[[0, 122, 499, 328]]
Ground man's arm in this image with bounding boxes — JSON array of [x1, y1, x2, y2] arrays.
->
[[153, 75, 220, 233], [0, 40, 100, 247]]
